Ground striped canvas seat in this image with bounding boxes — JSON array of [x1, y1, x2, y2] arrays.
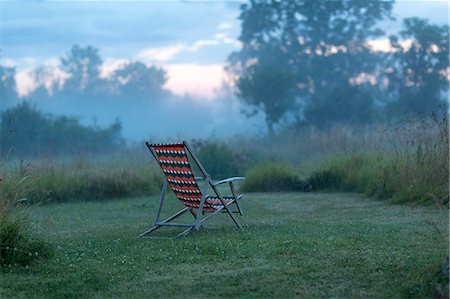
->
[[153, 143, 233, 211], [141, 141, 244, 238], [205, 196, 236, 209]]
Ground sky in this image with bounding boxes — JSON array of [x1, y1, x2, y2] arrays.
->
[[0, 1, 243, 98], [1, 0, 448, 99]]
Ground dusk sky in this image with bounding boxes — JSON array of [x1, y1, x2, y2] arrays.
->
[[1, 0, 448, 100]]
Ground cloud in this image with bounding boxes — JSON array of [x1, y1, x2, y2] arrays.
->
[[134, 33, 241, 63], [214, 33, 241, 47], [163, 63, 226, 99], [15, 66, 69, 97], [136, 44, 187, 62], [218, 22, 232, 30], [15, 70, 36, 96], [187, 33, 241, 52], [188, 40, 220, 52]]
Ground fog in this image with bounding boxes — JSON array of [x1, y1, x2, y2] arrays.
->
[[32, 91, 266, 141]]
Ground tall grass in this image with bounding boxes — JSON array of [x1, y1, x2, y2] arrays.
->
[[0, 162, 52, 267], [307, 113, 449, 205], [1, 112, 447, 206], [242, 162, 304, 192], [2, 157, 162, 204]]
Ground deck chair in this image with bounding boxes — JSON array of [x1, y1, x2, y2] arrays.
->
[[140, 141, 245, 239]]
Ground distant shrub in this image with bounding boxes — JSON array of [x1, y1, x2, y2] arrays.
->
[[192, 140, 241, 178], [242, 162, 304, 192], [307, 153, 377, 192]]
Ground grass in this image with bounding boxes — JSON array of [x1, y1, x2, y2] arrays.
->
[[0, 163, 52, 267], [0, 192, 447, 298], [307, 149, 448, 205], [2, 158, 162, 203], [0, 210, 52, 267], [1, 112, 446, 206], [242, 162, 303, 192]]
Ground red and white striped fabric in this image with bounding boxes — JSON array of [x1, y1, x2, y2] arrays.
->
[[150, 143, 232, 211]]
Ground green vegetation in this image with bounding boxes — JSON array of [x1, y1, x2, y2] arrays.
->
[[307, 115, 449, 205], [242, 162, 303, 192], [228, 1, 448, 130], [0, 102, 123, 158], [0, 166, 52, 267], [193, 140, 243, 178], [0, 211, 52, 267], [307, 151, 448, 205], [2, 112, 446, 206], [0, 193, 447, 298], [2, 158, 162, 203]]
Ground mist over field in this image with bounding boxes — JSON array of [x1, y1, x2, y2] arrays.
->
[[0, 1, 448, 298]]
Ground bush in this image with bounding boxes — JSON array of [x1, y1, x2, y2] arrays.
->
[[405, 257, 449, 299], [307, 151, 448, 205], [0, 167, 52, 267], [192, 140, 242, 178], [0, 211, 52, 267], [242, 162, 303, 192]]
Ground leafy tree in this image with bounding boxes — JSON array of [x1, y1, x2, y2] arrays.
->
[[59, 45, 103, 96], [236, 61, 295, 131], [385, 17, 449, 117], [111, 62, 167, 98], [0, 102, 123, 158], [0, 66, 18, 110], [304, 81, 376, 128], [227, 0, 393, 130]]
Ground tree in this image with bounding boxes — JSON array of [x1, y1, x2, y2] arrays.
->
[[227, 0, 393, 130], [111, 62, 167, 98], [59, 45, 103, 96], [385, 18, 449, 117], [0, 66, 18, 110], [0, 102, 123, 158], [26, 66, 54, 101]]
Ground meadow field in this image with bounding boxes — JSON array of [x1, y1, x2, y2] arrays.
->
[[1, 192, 448, 298], [0, 115, 448, 298]]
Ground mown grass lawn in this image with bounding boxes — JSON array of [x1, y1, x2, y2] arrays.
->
[[0, 192, 448, 298]]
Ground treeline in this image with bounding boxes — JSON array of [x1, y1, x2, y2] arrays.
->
[[0, 102, 123, 158], [0, 43, 169, 158], [1, 45, 169, 108], [227, 0, 449, 131]]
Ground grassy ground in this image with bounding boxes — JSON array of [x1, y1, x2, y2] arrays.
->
[[0, 192, 447, 298]]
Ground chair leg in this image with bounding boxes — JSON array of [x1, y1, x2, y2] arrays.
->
[[175, 226, 196, 238], [224, 204, 243, 229], [211, 185, 242, 229], [140, 207, 191, 238], [139, 225, 160, 237], [229, 182, 244, 216]]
